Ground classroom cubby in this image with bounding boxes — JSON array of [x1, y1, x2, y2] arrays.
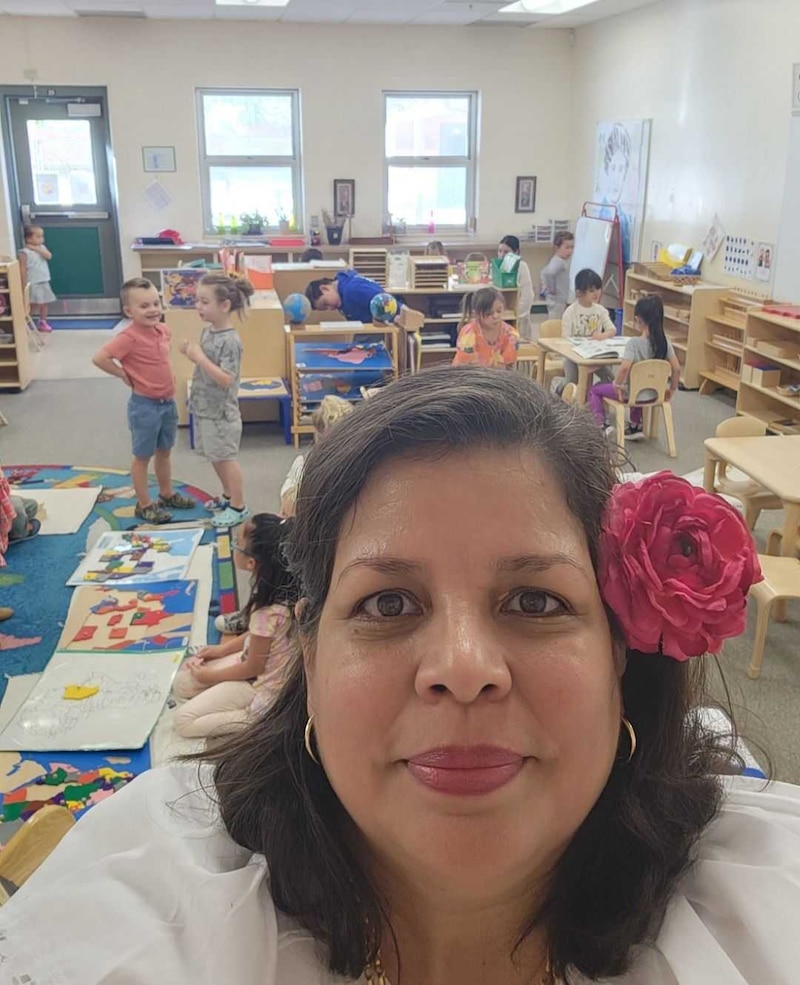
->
[[0, 259, 32, 392], [736, 307, 800, 434]]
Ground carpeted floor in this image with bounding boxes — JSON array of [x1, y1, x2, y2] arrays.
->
[[0, 466, 234, 699]]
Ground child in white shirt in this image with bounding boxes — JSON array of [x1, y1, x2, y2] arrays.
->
[[561, 268, 617, 385]]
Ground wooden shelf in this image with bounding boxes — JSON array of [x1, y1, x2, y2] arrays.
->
[[625, 272, 698, 296], [741, 379, 800, 412], [671, 340, 688, 353], [0, 261, 31, 391], [707, 314, 745, 331], [743, 344, 800, 373], [705, 340, 743, 356], [699, 367, 740, 392]]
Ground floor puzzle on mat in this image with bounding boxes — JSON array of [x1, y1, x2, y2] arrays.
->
[[66, 528, 203, 587], [58, 580, 198, 653], [0, 651, 184, 752]]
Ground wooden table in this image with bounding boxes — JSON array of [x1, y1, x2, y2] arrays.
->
[[535, 337, 623, 404], [703, 435, 800, 561]]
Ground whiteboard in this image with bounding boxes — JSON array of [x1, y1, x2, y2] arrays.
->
[[774, 114, 800, 302], [568, 216, 613, 302]]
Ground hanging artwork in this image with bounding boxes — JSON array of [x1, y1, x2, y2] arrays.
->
[[722, 236, 756, 279], [592, 120, 652, 264], [756, 242, 774, 283]]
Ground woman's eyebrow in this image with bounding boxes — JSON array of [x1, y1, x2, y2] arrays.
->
[[336, 556, 424, 586], [496, 553, 583, 574]]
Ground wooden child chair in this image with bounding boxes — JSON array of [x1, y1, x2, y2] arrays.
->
[[535, 319, 564, 387], [710, 417, 783, 530], [0, 805, 74, 903], [602, 359, 677, 458], [746, 555, 800, 679]]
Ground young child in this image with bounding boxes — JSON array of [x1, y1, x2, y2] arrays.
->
[[539, 231, 575, 320], [587, 294, 680, 439], [452, 287, 519, 369], [279, 394, 353, 519], [93, 278, 196, 524], [180, 273, 253, 529], [561, 268, 618, 386], [497, 235, 534, 341], [425, 240, 446, 258], [300, 248, 324, 262], [174, 514, 297, 738], [18, 225, 55, 332], [306, 270, 413, 325]]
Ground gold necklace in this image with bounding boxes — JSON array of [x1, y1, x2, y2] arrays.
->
[[365, 954, 557, 984]]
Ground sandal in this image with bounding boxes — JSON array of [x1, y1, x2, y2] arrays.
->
[[158, 491, 197, 510]]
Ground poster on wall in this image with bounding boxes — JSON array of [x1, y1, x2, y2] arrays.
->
[[592, 120, 651, 265], [756, 242, 774, 282], [722, 236, 756, 280], [701, 214, 726, 261]]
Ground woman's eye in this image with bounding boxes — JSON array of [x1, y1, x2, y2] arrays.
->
[[359, 591, 421, 618], [503, 590, 568, 617]]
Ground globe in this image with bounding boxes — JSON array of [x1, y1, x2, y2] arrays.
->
[[369, 292, 398, 323], [283, 292, 312, 324]]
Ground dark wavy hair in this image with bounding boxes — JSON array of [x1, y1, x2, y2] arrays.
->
[[207, 367, 736, 984], [240, 513, 298, 622], [634, 294, 668, 361]]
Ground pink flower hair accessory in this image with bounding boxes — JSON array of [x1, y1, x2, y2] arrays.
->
[[598, 472, 763, 662]]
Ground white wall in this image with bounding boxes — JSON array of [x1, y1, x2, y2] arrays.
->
[[0, 16, 574, 277], [571, 0, 800, 291]]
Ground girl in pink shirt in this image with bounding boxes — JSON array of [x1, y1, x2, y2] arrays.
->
[[174, 514, 297, 738]]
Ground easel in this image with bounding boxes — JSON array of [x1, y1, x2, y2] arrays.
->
[[580, 202, 625, 309]]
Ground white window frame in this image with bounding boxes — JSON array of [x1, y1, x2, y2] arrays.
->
[[383, 90, 478, 234], [196, 87, 303, 234]]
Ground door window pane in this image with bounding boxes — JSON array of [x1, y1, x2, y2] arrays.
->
[[388, 166, 467, 227], [26, 119, 98, 206], [209, 166, 294, 225], [385, 96, 470, 157], [203, 93, 294, 157]]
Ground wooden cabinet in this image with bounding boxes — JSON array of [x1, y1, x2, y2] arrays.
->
[[697, 292, 767, 396], [0, 260, 32, 392], [165, 289, 286, 426], [286, 324, 399, 447], [623, 270, 726, 389], [736, 308, 800, 434]]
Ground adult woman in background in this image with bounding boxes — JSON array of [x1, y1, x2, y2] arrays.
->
[[2, 368, 797, 985], [498, 234, 535, 340]]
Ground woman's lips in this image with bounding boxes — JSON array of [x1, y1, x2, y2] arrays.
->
[[406, 746, 525, 796]]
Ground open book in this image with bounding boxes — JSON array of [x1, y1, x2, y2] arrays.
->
[[569, 337, 629, 360]]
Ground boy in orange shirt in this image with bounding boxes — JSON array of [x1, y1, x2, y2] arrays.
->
[[93, 278, 195, 524]]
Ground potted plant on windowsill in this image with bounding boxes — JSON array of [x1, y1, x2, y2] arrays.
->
[[240, 212, 265, 236], [322, 208, 344, 245]]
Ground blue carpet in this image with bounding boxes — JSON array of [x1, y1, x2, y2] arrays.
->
[[0, 465, 224, 702], [48, 317, 120, 330]]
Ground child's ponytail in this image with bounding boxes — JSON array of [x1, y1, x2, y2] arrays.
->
[[200, 272, 255, 319], [634, 295, 667, 360], [242, 514, 299, 621]]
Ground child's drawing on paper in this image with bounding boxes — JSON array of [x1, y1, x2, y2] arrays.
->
[[59, 580, 197, 653], [67, 528, 202, 586]]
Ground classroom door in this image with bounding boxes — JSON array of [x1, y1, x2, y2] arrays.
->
[[3, 87, 123, 315]]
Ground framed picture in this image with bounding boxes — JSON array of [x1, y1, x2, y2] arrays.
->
[[333, 179, 355, 217], [515, 176, 537, 214], [142, 146, 177, 173]]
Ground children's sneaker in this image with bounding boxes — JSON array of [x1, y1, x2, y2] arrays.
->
[[624, 424, 644, 441], [37, 320, 53, 333], [135, 502, 172, 524], [158, 491, 197, 510], [214, 610, 249, 635], [604, 425, 618, 443], [210, 505, 250, 528], [204, 495, 230, 513]]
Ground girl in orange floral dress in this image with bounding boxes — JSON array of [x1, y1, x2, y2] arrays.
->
[[452, 287, 519, 369]]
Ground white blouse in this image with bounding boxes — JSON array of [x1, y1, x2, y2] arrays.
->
[[2, 764, 799, 984]]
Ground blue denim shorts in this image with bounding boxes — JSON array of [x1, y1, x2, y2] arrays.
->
[[128, 394, 178, 460]]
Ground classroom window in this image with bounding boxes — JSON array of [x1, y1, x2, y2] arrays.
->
[[384, 92, 477, 230], [197, 88, 302, 232]]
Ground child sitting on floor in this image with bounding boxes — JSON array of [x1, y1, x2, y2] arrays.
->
[[173, 514, 297, 738]]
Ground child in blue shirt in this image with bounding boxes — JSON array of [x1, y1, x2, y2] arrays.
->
[[306, 270, 407, 324]]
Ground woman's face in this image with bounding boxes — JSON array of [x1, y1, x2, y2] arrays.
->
[[304, 448, 621, 903], [497, 242, 514, 259]]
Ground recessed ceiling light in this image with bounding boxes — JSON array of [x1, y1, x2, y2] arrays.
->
[[215, 0, 290, 7], [499, 0, 600, 14]]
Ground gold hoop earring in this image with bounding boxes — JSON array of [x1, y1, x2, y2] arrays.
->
[[621, 716, 637, 764], [304, 716, 320, 766]]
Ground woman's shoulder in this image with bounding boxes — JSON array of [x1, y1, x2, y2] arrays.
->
[[620, 776, 800, 983], [0, 763, 340, 985]]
